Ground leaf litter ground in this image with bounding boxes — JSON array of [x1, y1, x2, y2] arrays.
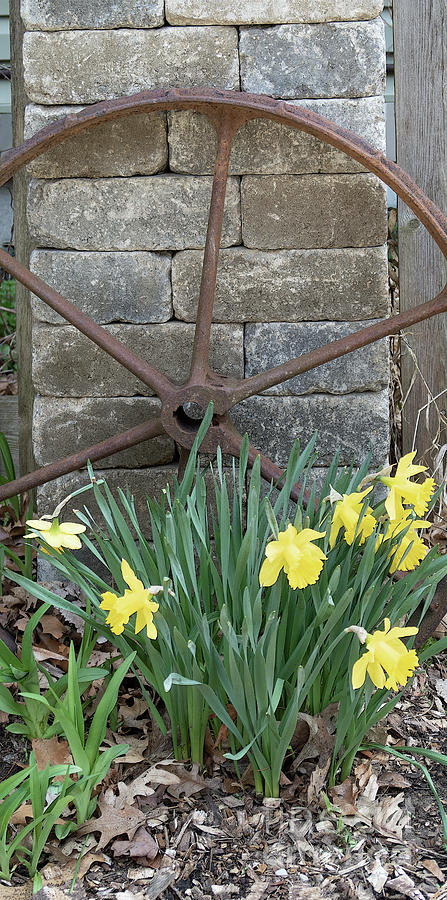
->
[[2, 586, 447, 900]]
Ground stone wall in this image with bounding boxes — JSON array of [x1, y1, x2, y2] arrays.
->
[[15, 0, 388, 517]]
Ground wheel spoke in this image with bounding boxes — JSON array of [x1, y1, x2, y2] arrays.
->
[[0, 248, 173, 400], [0, 417, 165, 502], [188, 111, 241, 383], [228, 285, 447, 404]]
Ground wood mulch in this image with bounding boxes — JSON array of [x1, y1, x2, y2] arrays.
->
[[1, 591, 447, 900]]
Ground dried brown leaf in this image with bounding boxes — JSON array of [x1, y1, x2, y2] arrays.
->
[[379, 770, 411, 789], [32, 736, 72, 772], [76, 798, 146, 850], [329, 777, 359, 815], [39, 614, 65, 640], [421, 859, 445, 881], [112, 825, 159, 861]]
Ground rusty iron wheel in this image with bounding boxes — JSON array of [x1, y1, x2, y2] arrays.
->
[[1, 87, 447, 639], [0, 87, 446, 501], [0, 88, 447, 640]]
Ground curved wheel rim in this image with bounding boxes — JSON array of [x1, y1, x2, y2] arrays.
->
[[0, 86, 446, 503]]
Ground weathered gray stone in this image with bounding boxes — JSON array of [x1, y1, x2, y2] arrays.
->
[[30, 251, 172, 325], [27, 176, 241, 251], [257, 465, 387, 519], [172, 246, 389, 322], [244, 322, 389, 394], [36, 466, 178, 536], [32, 323, 244, 396], [33, 397, 174, 468], [168, 97, 385, 175], [36, 464, 236, 541], [23, 28, 240, 105], [240, 20, 385, 99], [22, 0, 164, 29], [241, 174, 387, 249], [231, 391, 389, 467], [24, 105, 168, 178], [166, 0, 383, 25]]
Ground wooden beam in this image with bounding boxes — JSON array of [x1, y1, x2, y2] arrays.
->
[[394, 0, 447, 469]]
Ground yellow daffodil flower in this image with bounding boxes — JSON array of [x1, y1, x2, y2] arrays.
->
[[26, 517, 86, 551], [259, 523, 326, 590], [348, 618, 419, 691], [100, 559, 160, 639], [377, 510, 430, 573], [380, 451, 435, 520], [329, 487, 376, 548]]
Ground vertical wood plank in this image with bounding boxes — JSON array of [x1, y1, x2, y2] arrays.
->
[[0, 396, 19, 476], [394, 0, 447, 466], [11, 0, 34, 480]]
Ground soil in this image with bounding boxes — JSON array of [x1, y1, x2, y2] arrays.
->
[[3, 661, 447, 900]]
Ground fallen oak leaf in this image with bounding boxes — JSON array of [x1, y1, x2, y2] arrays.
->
[[328, 777, 359, 815], [76, 799, 146, 850], [112, 825, 159, 861], [39, 614, 65, 640], [40, 852, 104, 885], [166, 762, 210, 799], [11, 804, 66, 827], [378, 770, 411, 789], [32, 736, 72, 773]]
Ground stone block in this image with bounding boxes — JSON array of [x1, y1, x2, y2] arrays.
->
[[30, 250, 172, 325], [31, 323, 244, 396], [166, 0, 383, 25], [230, 391, 389, 467], [168, 97, 385, 176], [36, 466, 178, 536], [240, 20, 385, 99], [241, 174, 387, 249], [172, 246, 389, 322], [22, 0, 164, 29], [36, 464, 237, 541], [24, 104, 168, 178], [23, 28, 240, 105], [244, 322, 389, 394], [33, 397, 175, 468], [27, 176, 241, 251]]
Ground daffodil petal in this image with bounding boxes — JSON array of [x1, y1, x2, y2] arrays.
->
[[59, 522, 86, 535], [367, 659, 387, 689], [121, 559, 144, 592], [352, 654, 369, 689], [26, 518, 52, 531], [59, 533, 83, 550], [259, 555, 283, 587], [387, 625, 418, 639]]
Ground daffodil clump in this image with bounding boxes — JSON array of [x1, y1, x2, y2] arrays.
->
[[257, 449, 437, 697], [18, 422, 447, 794]]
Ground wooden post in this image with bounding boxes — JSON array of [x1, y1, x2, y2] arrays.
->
[[394, 0, 447, 470]]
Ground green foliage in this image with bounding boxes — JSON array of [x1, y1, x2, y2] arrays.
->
[[0, 278, 16, 375], [0, 756, 80, 882], [0, 604, 110, 740], [22, 648, 135, 832], [0, 428, 34, 584], [9, 407, 447, 796]]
